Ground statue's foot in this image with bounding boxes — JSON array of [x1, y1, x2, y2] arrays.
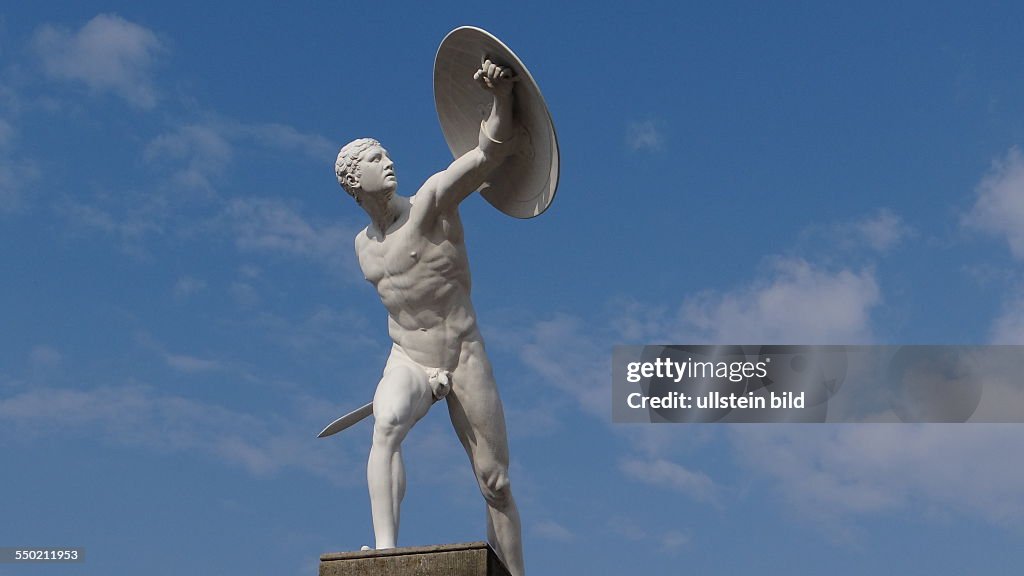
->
[[360, 545, 372, 551]]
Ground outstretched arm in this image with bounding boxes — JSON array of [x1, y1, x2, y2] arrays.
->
[[421, 58, 517, 217]]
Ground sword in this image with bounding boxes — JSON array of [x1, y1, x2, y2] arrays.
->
[[317, 401, 374, 438]]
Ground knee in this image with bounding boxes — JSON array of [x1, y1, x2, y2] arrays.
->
[[477, 466, 512, 507], [372, 411, 408, 448]]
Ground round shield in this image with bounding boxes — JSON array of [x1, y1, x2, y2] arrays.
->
[[434, 27, 560, 219]]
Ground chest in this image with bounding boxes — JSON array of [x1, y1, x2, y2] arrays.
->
[[358, 215, 463, 285]]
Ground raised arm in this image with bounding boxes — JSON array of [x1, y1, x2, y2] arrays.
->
[[420, 58, 518, 218]]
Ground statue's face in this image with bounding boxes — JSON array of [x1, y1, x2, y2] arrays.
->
[[354, 145, 397, 198]]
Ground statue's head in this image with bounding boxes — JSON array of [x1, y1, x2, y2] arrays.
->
[[335, 138, 397, 204]]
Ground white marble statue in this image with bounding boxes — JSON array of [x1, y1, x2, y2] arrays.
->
[[334, 59, 525, 576]]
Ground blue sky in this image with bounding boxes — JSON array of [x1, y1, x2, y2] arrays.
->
[[3, 2, 1024, 574]]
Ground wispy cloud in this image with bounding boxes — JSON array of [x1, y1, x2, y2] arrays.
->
[[512, 233, 1021, 539], [605, 517, 692, 554], [58, 117, 335, 258], [619, 458, 718, 504], [56, 195, 166, 254], [533, 519, 574, 542], [0, 118, 39, 214], [173, 276, 207, 299], [803, 209, 914, 254], [0, 156, 38, 213], [0, 384, 362, 484], [516, 253, 883, 533], [232, 121, 337, 161], [964, 147, 1024, 259], [225, 197, 358, 277], [517, 259, 880, 419], [246, 305, 379, 359], [679, 258, 879, 344], [27, 345, 64, 383], [145, 124, 233, 194], [854, 209, 912, 251], [143, 119, 335, 196], [990, 291, 1024, 344], [520, 314, 610, 418], [626, 120, 664, 151], [132, 332, 240, 377], [731, 425, 1024, 533], [31, 14, 164, 109], [0, 118, 14, 149], [29, 345, 62, 369], [659, 530, 691, 552], [164, 353, 228, 374], [607, 516, 648, 541]]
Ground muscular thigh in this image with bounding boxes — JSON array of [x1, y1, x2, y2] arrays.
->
[[446, 342, 510, 467], [373, 353, 434, 430]]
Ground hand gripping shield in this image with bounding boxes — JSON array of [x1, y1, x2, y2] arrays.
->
[[434, 26, 560, 218]]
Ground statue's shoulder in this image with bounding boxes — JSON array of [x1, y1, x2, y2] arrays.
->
[[354, 227, 373, 254], [409, 172, 458, 226], [410, 174, 441, 206]]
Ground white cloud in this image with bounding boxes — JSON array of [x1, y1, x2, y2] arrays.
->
[[678, 258, 880, 343], [605, 517, 691, 554], [143, 121, 334, 194], [164, 353, 227, 374], [29, 346, 62, 368], [0, 119, 38, 213], [516, 256, 884, 535], [619, 458, 718, 504], [607, 517, 648, 541], [173, 276, 207, 299], [533, 519, 574, 542], [0, 384, 361, 483], [0, 158, 38, 213], [56, 196, 166, 251], [808, 209, 912, 253], [520, 314, 610, 418], [512, 257, 885, 538], [660, 530, 691, 552], [234, 122, 337, 161], [990, 292, 1024, 344], [132, 332, 238, 377], [517, 259, 880, 423], [964, 147, 1024, 259], [59, 116, 332, 252], [145, 124, 233, 194], [731, 425, 1024, 530], [616, 425, 717, 461], [231, 281, 261, 308], [854, 209, 911, 251], [626, 120, 664, 151], [246, 305, 378, 359], [503, 400, 562, 439], [226, 197, 357, 277], [32, 14, 163, 109], [0, 118, 14, 150]]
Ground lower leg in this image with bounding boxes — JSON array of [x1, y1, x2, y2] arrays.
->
[[391, 448, 405, 531], [367, 437, 403, 548], [486, 493, 524, 576]]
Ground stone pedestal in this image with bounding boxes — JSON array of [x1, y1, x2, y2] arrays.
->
[[320, 542, 510, 576]]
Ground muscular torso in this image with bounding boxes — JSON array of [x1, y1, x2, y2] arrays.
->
[[356, 195, 479, 371]]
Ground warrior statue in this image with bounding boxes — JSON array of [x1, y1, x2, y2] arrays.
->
[[323, 27, 559, 576]]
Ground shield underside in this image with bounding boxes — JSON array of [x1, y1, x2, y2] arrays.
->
[[434, 26, 560, 219]]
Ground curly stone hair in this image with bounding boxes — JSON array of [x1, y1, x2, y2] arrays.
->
[[335, 138, 381, 202]]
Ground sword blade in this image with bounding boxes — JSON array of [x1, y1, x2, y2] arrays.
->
[[317, 401, 374, 438]]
